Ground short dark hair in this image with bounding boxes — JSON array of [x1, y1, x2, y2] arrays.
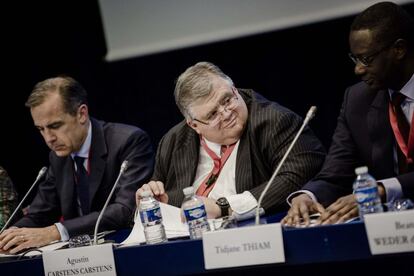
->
[[351, 2, 414, 49], [25, 76, 88, 116]]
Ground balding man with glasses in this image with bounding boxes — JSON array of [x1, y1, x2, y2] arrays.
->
[[136, 61, 325, 219], [282, 2, 414, 227]]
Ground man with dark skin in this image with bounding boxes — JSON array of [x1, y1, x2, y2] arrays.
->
[[282, 1, 414, 226]]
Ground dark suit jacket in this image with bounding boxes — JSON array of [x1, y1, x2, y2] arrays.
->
[[153, 89, 325, 214], [15, 118, 154, 237], [304, 82, 414, 206]]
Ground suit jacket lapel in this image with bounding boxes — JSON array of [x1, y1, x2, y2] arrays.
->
[[368, 89, 395, 177], [172, 128, 199, 192], [235, 91, 254, 193], [235, 128, 253, 193], [88, 119, 107, 209]]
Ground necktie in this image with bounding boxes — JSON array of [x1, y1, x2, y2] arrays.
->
[[196, 139, 236, 197], [391, 93, 410, 143], [74, 156, 90, 215], [388, 93, 413, 173]]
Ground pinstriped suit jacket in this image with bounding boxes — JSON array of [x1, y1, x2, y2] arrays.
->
[[153, 89, 325, 214]]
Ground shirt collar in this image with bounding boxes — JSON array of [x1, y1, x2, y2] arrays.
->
[[389, 73, 414, 100], [203, 138, 222, 157], [71, 121, 92, 159], [203, 137, 240, 157]]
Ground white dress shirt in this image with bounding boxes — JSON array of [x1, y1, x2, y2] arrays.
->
[[192, 138, 258, 215]]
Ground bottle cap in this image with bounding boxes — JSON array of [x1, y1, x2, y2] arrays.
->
[[140, 190, 152, 198], [355, 166, 368, 175], [183, 186, 194, 196]]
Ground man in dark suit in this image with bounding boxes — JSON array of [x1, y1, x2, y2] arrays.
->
[[282, 2, 414, 226], [136, 61, 325, 219], [0, 76, 154, 254]]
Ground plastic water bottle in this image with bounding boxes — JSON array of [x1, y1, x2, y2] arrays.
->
[[353, 166, 383, 219], [138, 190, 167, 244], [181, 187, 210, 239]]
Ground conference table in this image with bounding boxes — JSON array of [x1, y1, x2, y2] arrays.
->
[[1, 214, 412, 275]]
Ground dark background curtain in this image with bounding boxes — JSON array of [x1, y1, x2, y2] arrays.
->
[[2, 1, 413, 203]]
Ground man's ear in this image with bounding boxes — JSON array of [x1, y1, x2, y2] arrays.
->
[[78, 104, 89, 124], [393, 39, 408, 60], [187, 119, 201, 134]]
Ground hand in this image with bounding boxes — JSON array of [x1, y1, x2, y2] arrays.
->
[[200, 197, 222, 219], [0, 225, 61, 254], [318, 194, 359, 225], [377, 182, 386, 202], [136, 181, 169, 206], [281, 193, 325, 227]]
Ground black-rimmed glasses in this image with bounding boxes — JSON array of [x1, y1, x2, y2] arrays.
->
[[348, 41, 395, 67]]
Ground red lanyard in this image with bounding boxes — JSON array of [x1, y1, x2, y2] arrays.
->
[[388, 102, 414, 164], [196, 138, 236, 197]]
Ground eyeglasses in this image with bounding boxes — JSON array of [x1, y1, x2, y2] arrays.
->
[[348, 41, 395, 67], [192, 91, 239, 127]]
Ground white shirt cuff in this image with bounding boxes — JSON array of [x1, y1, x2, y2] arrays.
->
[[378, 177, 403, 202], [226, 191, 257, 215], [286, 190, 317, 206], [55, 222, 70, 241]]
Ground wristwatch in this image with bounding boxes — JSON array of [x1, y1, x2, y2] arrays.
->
[[216, 197, 230, 217]]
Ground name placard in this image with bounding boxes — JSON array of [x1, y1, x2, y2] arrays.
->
[[42, 243, 116, 276], [202, 223, 285, 269], [364, 210, 414, 255]]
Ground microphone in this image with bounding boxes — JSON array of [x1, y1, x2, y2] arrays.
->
[[0, 166, 48, 234], [93, 160, 129, 245], [255, 106, 317, 225]]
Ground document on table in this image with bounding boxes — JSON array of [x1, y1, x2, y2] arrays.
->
[[121, 202, 190, 245]]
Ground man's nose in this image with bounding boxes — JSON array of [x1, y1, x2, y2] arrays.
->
[[354, 62, 367, 76], [218, 106, 232, 120], [43, 129, 56, 143]]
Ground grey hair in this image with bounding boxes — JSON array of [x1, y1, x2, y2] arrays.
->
[[174, 62, 234, 119]]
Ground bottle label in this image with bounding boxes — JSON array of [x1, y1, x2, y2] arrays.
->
[[354, 186, 379, 203], [184, 205, 207, 221], [140, 206, 162, 223]]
